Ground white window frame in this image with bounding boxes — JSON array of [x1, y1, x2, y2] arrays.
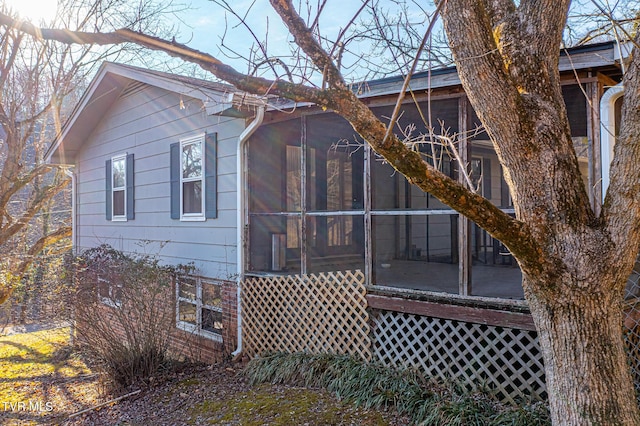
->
[[180, 135, 206, 221], [97, 276, 122, 308], [111, 154, 127, 221], [470, 156, 484, 197], [176, 276, 223, 342]]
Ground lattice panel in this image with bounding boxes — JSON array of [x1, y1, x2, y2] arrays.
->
[[371, 310, 546, 404], [624, 254, 640, 398], [242, 270, 371, 360]]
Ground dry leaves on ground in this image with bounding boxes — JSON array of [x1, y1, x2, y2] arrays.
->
[[1, 328, 408, 425]]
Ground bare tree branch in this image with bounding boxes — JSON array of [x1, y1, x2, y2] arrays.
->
[[0, 8, 538, 269], [0, 225, 71, 305], [0, 177, 70, 243], [269, 0, 346, 87]]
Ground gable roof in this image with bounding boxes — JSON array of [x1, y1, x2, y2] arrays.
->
[[48, 41, 627, 164], [46, 62, 244, 164]]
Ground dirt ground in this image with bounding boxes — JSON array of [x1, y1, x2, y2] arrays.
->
[[1, 327, 409, 425], [61, 362, 409, 426]]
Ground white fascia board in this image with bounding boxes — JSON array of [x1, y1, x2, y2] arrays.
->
[[105, 64, 230, 112], [45, 62, 115, 164]]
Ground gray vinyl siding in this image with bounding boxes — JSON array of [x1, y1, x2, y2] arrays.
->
[[74, 84, 244, 279]]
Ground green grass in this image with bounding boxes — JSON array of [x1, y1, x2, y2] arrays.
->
[[0, 327, 93, 417]]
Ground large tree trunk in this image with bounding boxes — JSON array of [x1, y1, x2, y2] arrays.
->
[[437, 1, 640, 423], [527, 275, 640, 424]]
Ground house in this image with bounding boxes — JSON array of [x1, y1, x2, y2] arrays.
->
[[46, 41, 632, 402]]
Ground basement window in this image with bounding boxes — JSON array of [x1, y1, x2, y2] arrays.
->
[[97, 276, 122, 308], [176, 276, 223, 341]]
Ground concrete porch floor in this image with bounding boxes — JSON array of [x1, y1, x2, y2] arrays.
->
[[373, 260, 524, 299]]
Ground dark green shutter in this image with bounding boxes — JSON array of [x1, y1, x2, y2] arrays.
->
[[105, 159, 112, 220], [205, 132, 217, 219], [170, 142, 180, 219], [126, 153, 135, 220]]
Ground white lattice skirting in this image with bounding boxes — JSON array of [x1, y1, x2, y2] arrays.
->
[[242, 271, 371, 360], [371, 310, 546, 403], [242, 270, 546, 403]]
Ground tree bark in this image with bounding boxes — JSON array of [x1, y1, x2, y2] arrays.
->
[[528, 276, 640, 425], [438, 1, 640, 424]]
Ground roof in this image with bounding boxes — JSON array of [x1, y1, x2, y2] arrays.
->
[[45, 62, 253, 164], [351, 40, 626, 99], [47, 41, 628, 163]]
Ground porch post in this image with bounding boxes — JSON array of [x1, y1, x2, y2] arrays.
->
[[364, 144, 372, 286], [458, 96, 472, 295], [586, 78, 603, 216], [301, 115, 308, 275]]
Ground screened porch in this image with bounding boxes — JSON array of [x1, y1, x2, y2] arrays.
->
[[246, 86, 590, 300]]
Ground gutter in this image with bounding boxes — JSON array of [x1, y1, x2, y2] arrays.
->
[[63, 167, 77, 345], [232, 105, 265, 359]]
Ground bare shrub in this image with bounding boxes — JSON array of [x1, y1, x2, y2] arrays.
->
[[72, 245, 191, 389]]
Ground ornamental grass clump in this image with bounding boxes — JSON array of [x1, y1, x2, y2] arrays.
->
[[244, 352, 551, 426]]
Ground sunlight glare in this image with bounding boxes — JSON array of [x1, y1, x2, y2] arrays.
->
[[4, 0, 58, 24]]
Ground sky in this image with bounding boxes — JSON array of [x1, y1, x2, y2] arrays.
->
[[176, 0, 399, 75], [3, 0, 57, 23], [3, 0, 398, 79], [2, 0, 629, 81]]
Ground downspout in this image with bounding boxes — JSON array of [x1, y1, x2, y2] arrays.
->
[[63, 167, 76, 345], [64, 168, 77, 252], [600, 83, 623, 199], [232, 105, 265, 359]]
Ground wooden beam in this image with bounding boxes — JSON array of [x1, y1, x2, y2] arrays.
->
[[458, 96, 472, 296], [597, 71, 619, 88], [367, 293, 537, 331]]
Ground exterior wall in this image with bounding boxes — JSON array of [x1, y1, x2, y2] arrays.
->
[[74, 83, 245, 280], [76, 275, 238, 364], [71, 82, 244, 362], [168, 280, 238, 363]]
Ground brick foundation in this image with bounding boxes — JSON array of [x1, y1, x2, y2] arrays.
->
[[75, 274, 238, 365]]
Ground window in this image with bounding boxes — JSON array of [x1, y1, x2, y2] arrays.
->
[[248, 113, 365, 274], [112, 156, 126, 218], [247, 99, 524, 298], [170, 133, 217, 220], [176, 276, 223, 341], [182, 138, 204, 216], [97, 276, 122, 308], [105, 153, 134, 221]]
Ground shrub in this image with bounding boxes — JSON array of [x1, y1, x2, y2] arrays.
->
[[72, 245, 191, 389], [244, 352, 551, 426]]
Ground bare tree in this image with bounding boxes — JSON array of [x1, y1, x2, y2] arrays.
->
[[3, 0, 640, 423], [0, 0, 183, 305]]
